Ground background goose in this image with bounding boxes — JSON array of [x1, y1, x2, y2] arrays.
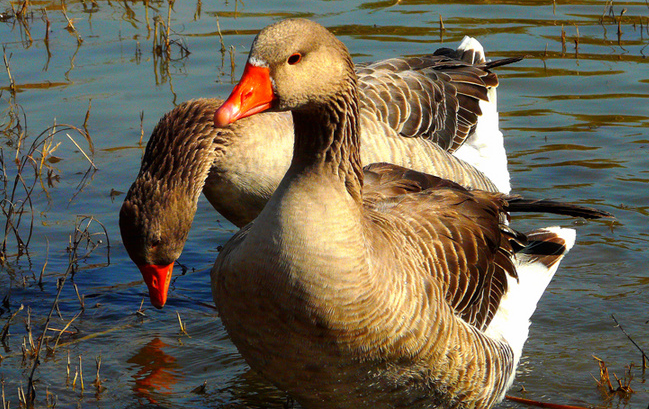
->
[[121, 37, 518, 307], [209, 18, 610, 408]]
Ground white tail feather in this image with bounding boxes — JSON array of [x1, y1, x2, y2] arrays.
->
[[486, 226, 576, 396], [457, 36, 486, 64]]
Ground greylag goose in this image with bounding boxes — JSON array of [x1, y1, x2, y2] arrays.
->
[[206, 19, 610, 408], [120, 37, 519, 306]]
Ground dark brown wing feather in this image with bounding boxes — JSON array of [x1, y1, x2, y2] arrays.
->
[[363, 162, 610, 331], [518, 229, 571, 269], [363, 162, 466, 199], [505, 197, 613, 219], [363, 163, 518, 331], [356, 54, 521, 153]]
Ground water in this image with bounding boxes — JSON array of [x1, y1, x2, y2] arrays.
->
[[0, 0, 647, 407]]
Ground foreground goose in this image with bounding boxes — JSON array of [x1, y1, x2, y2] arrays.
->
[[206, 19, 610, 408], [121, 37, 519, 307]]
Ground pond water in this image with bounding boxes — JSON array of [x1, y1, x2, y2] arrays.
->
[[0, 0, 647, 408]]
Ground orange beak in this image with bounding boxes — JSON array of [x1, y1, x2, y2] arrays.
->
[[138, 263, 174, 309], [214, 63, 275, 127]]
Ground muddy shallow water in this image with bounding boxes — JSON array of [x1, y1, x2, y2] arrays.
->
[[0, 0, 647, 408]]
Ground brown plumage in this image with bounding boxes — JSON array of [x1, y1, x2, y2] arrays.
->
[[354, 50, 520, 152], [210, 19, 610, 409]]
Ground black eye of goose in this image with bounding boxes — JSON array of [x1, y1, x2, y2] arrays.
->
[[287, 53, 302, 65]]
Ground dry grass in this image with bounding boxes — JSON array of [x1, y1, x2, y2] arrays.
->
[[0, 2, 220, 400], [61, 0, 82, 45], [599, 0, 649, 46], [1, 43, 99, 263], [23, 215, 110, 405], [8, 0, 33, 46], [148, 0, 191, 102], [0, 118, 96, 262], [176, 311, 188, 336], [611, 314, 649, 372], [1, 26, 110, 404], [585, 314, 648, 407], [593, 356, 635, 401], [151, 1, 190, 64], [93, 355, 104, 394]]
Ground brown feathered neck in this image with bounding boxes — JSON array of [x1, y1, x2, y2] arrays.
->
[[120, 99, 224, 266], [136, 99, 224, 201], [289, 69, 364, 204]]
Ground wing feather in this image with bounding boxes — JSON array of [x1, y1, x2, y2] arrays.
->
[[356, 54, 518, 153], [363, 163, 517, 331]]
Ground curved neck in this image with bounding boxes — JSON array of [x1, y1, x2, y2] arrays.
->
[[140, 101, 222, 202], [289, 76, 364, 204]]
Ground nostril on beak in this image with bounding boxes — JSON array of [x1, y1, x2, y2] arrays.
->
[[242, 89, 253, 104]]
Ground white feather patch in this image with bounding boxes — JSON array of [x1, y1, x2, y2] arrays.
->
[[486, 226, 576, 397]]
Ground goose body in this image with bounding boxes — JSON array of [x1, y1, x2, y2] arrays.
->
[[209, 19, 609, 408]]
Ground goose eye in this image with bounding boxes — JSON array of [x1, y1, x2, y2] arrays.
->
[[287, 53, 302, 65]]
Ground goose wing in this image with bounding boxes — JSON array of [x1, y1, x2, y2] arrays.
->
[[363, 163, 519, 331], [362, 162, 610, 330], [356, 54, 520, 153]]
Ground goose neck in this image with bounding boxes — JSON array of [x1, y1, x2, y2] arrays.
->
[[289, 81, 364, 204]]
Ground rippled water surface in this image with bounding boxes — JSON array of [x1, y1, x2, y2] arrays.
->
[[1, 0, 647, 408]]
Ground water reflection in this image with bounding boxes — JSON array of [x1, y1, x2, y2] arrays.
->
[[128, 337, 181, 405]]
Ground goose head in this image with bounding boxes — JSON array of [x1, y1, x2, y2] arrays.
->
[[120, 99, 226, 309], [120, 184, 190, 309], [214, 18, 355, 126]]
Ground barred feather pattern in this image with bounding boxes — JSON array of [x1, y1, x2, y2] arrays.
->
[[356, 52, 505, 153], [120, 99, 223, 266]]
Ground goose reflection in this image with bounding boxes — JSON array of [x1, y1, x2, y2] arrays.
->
[[128, 337, 180, 405]]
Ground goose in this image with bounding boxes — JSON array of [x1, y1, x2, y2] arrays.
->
[[120, 37, 519, 307], [203, 19, 610, 408]]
